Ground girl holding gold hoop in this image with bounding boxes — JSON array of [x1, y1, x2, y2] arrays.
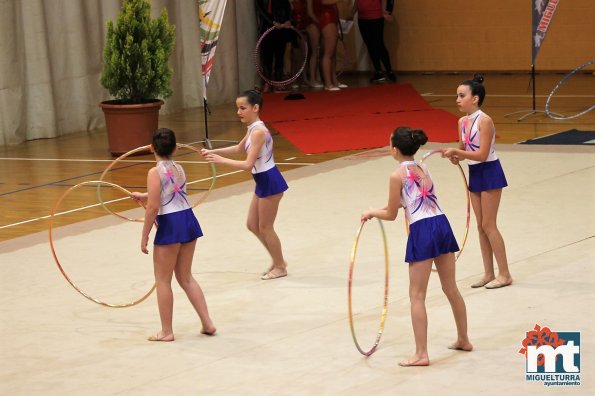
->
[[131, 128, 216, 341], [362, 127, 472, 367]]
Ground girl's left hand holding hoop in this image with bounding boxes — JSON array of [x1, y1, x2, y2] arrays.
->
[[202, 152, 224, 164], [361, 211, 373, 223], [442, 148, 460, 163], [130, 192, 147, 202]]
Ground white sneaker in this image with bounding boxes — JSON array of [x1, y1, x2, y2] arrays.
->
[[325, 86, 340, 91], [337, 82, 348, 89]]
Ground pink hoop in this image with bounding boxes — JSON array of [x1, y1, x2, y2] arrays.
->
[[254, 26, 308, 87]]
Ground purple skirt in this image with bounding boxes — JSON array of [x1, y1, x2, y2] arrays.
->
[[252, 166, 288, 198], [405, 214, 459, 263], [468, 159, 508, 193], [154, 208, 203, 245]]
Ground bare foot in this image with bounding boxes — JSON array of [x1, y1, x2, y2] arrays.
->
[[201, 325, 217, 336], [448, 340, 473, 351], [398, 354, 430, 367], [147, 331, 175, 342], [471, 276, 495, 288]]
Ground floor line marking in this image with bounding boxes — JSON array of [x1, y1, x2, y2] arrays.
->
[[0, 169, 245, 230]]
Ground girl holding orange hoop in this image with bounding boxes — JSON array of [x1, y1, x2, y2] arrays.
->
[[362, 126, 472, 367], [443, 74, 513, 290], [131, 128, 216, 341], [201, 90, 288, 281]]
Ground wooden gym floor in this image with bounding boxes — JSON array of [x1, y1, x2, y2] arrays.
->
[[1, 72, 593, 241]]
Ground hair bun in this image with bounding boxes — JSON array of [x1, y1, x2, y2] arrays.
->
[[411, 129, 428, 146], [473, 73, 485, 84]]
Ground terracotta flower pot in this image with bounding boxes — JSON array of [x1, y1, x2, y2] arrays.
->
[[99, 100, 164, 156]]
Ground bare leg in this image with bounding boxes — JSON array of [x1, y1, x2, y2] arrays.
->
[[258, 193, 287, 279], [305, 24, 321, 85], [150, 243, 180, 341], [434, 253, 473, 351], [321, 23, 338, 89], [174, 240, 216, 335], [247, 194, 273, 274], [399, 259, 432, 367], [470, 192, 495, 287], [480, 189, 512, 287]]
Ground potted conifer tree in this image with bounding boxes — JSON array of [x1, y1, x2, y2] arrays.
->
[[99, 0, 176, 156]]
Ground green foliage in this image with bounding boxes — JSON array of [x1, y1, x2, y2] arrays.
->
[[100, 0, 176, 103]]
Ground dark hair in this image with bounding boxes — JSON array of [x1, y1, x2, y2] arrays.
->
[[238, 89, 263, 109], [391, 126, 428, 156], [460, 73, 486, 106], [152, 128, 176, 157]]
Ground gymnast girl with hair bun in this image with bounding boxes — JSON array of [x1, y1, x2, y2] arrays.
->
[[201, 90, 289, 281], [443, 74, 513, 290], [130, 128, 216, 342], [362, 126, 472, 367]]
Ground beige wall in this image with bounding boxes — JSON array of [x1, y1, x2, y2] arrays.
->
[[343, 0, 595, 71]]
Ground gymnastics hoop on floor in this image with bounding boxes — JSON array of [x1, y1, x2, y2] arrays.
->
[[254, 25, 308, 87], [49, 180, 156, 308], [97, 143, 217, 222], [545, 60, 595, 120], [347, 218, 389, 356], [402, 149, 470, 261]]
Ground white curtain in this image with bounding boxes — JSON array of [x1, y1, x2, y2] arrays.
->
[[0, 0, 257, 146]]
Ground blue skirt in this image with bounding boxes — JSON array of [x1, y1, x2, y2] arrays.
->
[[154, 208, 203, 245], [252, 166, 289, 198], [468, 159, 508, 193], [405, 214, 459, 263]]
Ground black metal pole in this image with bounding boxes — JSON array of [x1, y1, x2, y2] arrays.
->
[[203, 97, 212, 149], [531, 64, 536, 111]]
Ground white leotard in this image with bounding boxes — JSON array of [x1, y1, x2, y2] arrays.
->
[[155, 160, 191, 215], [399, 161, 444, 225], [245, 120, 275, 174], [462, 109, 499, 165]]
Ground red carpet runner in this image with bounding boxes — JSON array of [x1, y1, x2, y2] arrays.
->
[[263, 84, 459, 154]]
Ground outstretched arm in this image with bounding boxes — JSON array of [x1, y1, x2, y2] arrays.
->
[[202, 129, 265, 172]]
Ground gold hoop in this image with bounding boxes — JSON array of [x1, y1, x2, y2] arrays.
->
[[49, 180, 156, 308], [347, 219, 390, 356], [96, 143, 217, 222]]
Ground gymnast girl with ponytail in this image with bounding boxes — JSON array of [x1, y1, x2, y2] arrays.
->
[[201, 90, 289, 281]]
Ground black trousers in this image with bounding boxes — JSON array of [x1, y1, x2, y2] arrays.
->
[[357, 18, 392, 73], [260, 28, 293, 81]]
